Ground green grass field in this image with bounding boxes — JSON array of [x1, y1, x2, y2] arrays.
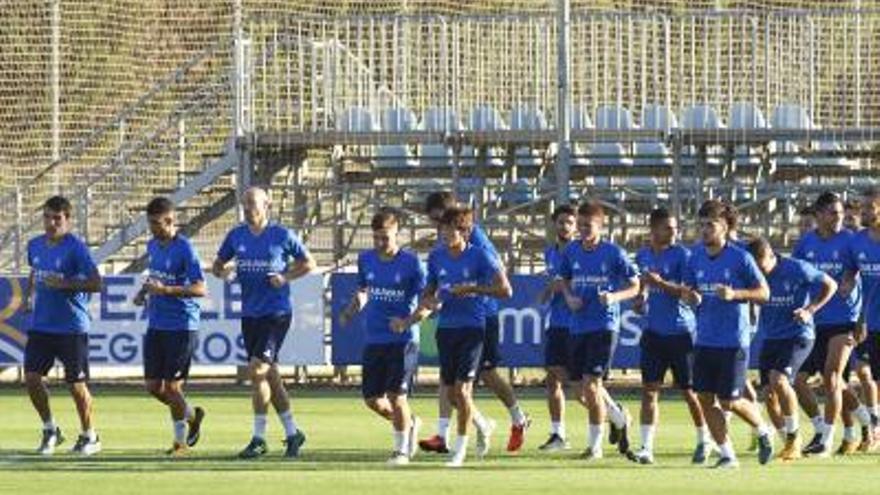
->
[[0, 386, 875, 495]]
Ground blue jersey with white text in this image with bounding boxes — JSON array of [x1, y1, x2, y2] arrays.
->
[[792, 230, 861, 325], [851, 229, 880, 332], [146, 235, 204, 331], [635, 244, 695, 335], [357, 249, 426, 344], [759, 256, 826, 340], [544, 243, 571, 329], [427, 243, 502, 330]]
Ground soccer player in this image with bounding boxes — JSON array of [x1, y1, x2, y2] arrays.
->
[[339, 209, 428, 466], [133, 197, 207, 455], [212, 187, 316, 459], [418, 192, 530, 455], [631, 207, 709, 465], [23, 196, 103, 455], [558, 201, 639, 460], [537, 204, 577, 451], [845, 199, 862, 232], [420, 206, 513, 467], [799, 205, 818, 236], [748, 237, 836, 461], [849, 189, 880, 450], [792, 191, 864, 456], [680, 199, 773, 468]]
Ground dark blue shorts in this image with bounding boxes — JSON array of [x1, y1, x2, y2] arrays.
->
[[361, 341, 419, 399], [144, 329, 197, 381], [569, 331, 617, 381], [436, 327, 484, 386], [544, 326, 570, 369], [24, 332, 89, 383], [800, 324, 854, 380], [693, 346, 749, 400], [759, 336, 813, 386], [241, 313, 291, 364], [853, 332, 880, 378], [640, 331, 694, 389], [480, 315, 501, 370]]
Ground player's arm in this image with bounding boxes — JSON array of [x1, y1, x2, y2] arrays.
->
[[282, 252, 316, 282], [45, 272, 102, 293], [211, 257, 234, 279], [716, 280, 769, 304], [839, 269, 858, 297], [538, 278, 564, 304], [803, 273, 837, 317], [22, 270, 35, 311], [339, 288, 367, 327], [145, 279, 207, 298], [417, 283, 440, 313], [600, 276, 640, 306], [644, 273, 690, 300]]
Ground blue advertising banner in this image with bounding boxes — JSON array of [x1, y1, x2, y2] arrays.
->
[[331, 273, 766, 369]]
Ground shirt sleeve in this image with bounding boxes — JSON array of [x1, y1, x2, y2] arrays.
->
[[184, 241, 205, 283], [73, 239, 99, 279], [26, 239, 35, 268], [615, 246, 639, 280], [739, 251, 766, 289], [283, 228, 309, 262], [216, 229, 236, 262], [842, 235, 859, 272], [558, 245, 572, 280], [800, 259, 827, 286], [356, 253, 367, 290], [426, 251, 439, 287], [479, 249, 503, 282], [791, 236, 807, 261], [682, 253, 697, 287]]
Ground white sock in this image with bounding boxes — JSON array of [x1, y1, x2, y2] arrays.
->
[[844, 426, 857, 442], [696, 425, 710, 444], [872, 405, 880, 419], [83, 428, 97, 442], [393, 430, 407, 453], [718, 439, 737, 460], [278, 410, 298, 437], [183, 404, 195, 421], [854, 405, 872, 426], [784, 415, 799, 434], [253, 414, 268, 440], [640, 424, 656, 452], [173, 420, 187, 444], [604, 398, 627, 428], [508, 404, 527, 426], [43, 418, 56, 431], [454, 435, 468, 456], [821, 422, 835, 447], [551, 421, 565, 438], [437, 417, 450, 439], [757, 424, 772, 438], [472, 410, 489, 433], [811, 415, 824, 434], [588, 423, 604, 452]]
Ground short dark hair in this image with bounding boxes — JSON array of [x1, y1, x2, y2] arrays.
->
[[698, 199, 726, 221], [146, 196, 174, 217], [722, 202, 739, 230], [649, 207, 673, 228], [577, 200, 605, 219], [747, 237, 773, 259], [371, 208, 399, 230], [43, 196, 72, 218], [439, 206, 474, 232], [798, 205, 816, 217], [425, 191, 456, 215], [845, 199, 861, 211], [814, 191, 842, 212], [551, 204, 576, 221]]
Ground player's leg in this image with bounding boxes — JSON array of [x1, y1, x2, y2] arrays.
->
[[821, 330, 856, 454], [386, 341, 420, 465], [65, 334, 100, 456], [480, 315, 529, 452], [24, 332, 61, 455], [418, 383, 452, 454], [670, 334, 711, 464], [540, 365, 569, 451]]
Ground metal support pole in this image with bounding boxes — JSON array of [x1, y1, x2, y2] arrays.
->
[[556, 0, 572, 204], [50, 0, 61, 194]]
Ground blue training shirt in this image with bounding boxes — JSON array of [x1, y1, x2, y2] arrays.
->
[[852, 229, 880, 332], [792, 229, 861, 326], [759, 256, 826, 341], [146, 235, 204, 331], [684, 242, 766, 348], [427, 242, 502, 330], [544, 243, 571, 329], [28, 233, 98, 334], [558, 240, 639, 334], [217, 223, 310, 318], [635, 244, 695, 336], [357, 248, 426, 345]]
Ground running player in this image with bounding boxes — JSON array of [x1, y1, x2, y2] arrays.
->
[[681, 199, 774, 468], [213, 187, 316, 459], [792, 191, 863, 456], [631, 207, 710, 465], [421, 206, 513, 467], [418, 192, 530, 455], [133, 197, 207, 455], [537, 204, 577, 451], [748, 237, 836, 461], [558, 201, 639, 461], [339, 209, 428, 466], [24, 196, 103, 455]]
